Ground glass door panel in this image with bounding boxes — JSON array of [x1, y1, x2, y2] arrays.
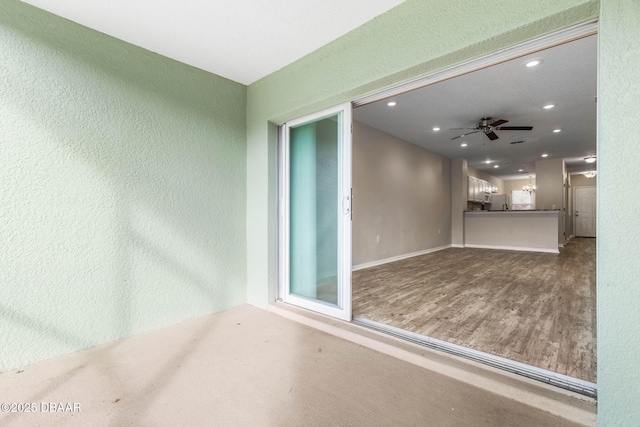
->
[[281, 103, 352, 320]]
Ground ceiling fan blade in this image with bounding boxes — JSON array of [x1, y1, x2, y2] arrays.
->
[[451, 130, 480, 140], [486, 131, 499, 140], [449, 127, 477, 130], [497, 126, 533, 131], [490, 119, 509, 127]]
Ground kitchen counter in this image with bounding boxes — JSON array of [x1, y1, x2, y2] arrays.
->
[[464, 210, 560, 253], [464, 209, 561, 213]]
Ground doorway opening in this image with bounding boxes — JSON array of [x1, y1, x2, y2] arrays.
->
[[349, 25, 597, 394], [278, 21, 598, 397]]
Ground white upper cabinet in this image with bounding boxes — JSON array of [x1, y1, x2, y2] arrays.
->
[[468, 176, 495, 202]]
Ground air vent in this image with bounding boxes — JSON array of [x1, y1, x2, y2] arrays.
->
[[510, 140, 525, 144]]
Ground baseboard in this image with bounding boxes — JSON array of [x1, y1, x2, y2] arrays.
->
[[451, 244, 465, 248], [352, 245, 451, 271], [464, 243, 559, 254]]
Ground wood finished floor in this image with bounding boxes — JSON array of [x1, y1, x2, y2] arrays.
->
[[352, 238, 596, 382]]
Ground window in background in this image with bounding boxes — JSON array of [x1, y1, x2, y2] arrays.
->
[[511, 190, 535, 210]]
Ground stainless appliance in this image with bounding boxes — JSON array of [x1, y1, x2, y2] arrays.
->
[[489, 194, 510, 210]]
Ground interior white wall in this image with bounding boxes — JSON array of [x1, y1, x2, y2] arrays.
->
[[570, 174, 597, 187], [535, 158, 565, 244], [562, 173, 569, 244], [352, 121, 451, 266], [535, 158, 564, 210], [536, 159, 563, 209], [503, 178, 536, 195], [451, 158, 468, 246]]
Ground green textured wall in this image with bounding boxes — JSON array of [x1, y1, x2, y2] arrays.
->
[[0, 0, 247, 371], [247, 0, 640, 423], [3, 0, 638, 424], [246, 0, 637, 425], [598, 1, 640, 425]]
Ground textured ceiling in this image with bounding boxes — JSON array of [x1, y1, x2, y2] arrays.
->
[[21, 0, 405, 85], [354, 35, 597, 180]]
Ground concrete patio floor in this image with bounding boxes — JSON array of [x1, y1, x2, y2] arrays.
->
[[0, 304, 596, 426]]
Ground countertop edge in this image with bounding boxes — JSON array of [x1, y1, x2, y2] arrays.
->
[[464, 210, 561, 214]]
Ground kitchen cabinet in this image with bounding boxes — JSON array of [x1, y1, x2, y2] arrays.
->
[[467, 176, 491, 202], [467, 176, 478, 202]]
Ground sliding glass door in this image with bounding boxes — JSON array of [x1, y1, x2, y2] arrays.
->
[[280, 103, 352, 321]]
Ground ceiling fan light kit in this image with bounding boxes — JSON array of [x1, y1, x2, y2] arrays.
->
[[450, 117, 533, 141]]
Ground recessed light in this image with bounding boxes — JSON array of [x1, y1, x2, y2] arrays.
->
[[493, 165, 499, 168], [518, 169, 524, 172], [585, 156, 597, 163], [460, 143, 468, 147], [543, 104, 555, 109], [387, 101, 397, 107], [526, 60, 541, 67], [485, 160, 491, 164], [433, 127, 440, 131], [553, 129, 562, 133], [541, 153, 549, 157]]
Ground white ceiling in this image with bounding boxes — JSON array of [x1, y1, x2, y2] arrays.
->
[[21, 0, 405, 85], [354, 35, 598, 180]]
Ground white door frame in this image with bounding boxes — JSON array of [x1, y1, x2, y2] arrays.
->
[[278, 102, 352, 321], [353, 21, 597, 107]]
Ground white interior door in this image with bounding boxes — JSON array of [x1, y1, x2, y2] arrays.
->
[[279, 103, 352, 321], [575, 187, 596, 237]]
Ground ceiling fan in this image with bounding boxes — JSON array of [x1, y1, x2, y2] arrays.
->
[[450, 117, 533, 141]]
